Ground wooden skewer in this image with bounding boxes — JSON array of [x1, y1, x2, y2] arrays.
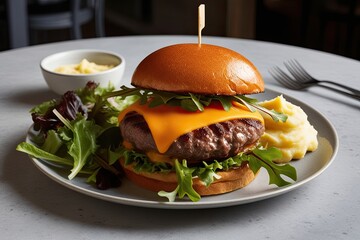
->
[[198, 4, 205, 45]]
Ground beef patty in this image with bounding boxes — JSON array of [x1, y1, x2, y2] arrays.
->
[[120, 112, 265, 164]]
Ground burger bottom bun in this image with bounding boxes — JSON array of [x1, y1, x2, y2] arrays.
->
[[119, 159, 257, 196]]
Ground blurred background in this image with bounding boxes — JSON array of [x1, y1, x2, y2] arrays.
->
[[0, 0, 359, 60]]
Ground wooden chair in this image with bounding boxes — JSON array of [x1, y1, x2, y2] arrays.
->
[[28, 0, 105, 43]]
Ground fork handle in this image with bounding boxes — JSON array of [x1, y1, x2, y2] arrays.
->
[[320, 80, 360, 95], [319, 84, 360, 101]]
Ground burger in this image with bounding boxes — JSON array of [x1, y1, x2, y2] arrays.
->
[[114, 43, 290, 202]]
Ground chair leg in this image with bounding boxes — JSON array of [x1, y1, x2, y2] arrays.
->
[[71, 0, 82, 39], [94, 0, 105, 37]]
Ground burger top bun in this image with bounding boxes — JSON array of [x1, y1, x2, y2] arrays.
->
[[131, 43, 264, 95]]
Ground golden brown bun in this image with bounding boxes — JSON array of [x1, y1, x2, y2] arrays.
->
[[131, 43, 264, 95], [120, 159, 257, 196]]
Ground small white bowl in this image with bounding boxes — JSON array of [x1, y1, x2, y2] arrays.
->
[[40, 49, 125, 95]]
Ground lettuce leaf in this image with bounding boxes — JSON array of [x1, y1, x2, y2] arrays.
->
[[123, 150, 172, 173], [122, 147, 296, 202], [16, 142, 73, 167], [17, 82, 136, 187], [30, 99, 57, 115], [53, 110, 102, 179], [41, 129, 63, 154]]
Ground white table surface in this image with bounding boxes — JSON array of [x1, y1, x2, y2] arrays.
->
[[0, 36, 359, 240]]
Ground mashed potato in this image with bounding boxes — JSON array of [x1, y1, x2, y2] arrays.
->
[[259, 95, 318, 163], [55, 59, 114, 74]]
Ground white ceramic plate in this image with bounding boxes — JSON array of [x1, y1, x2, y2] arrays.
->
[[26, 89, 338, 209]]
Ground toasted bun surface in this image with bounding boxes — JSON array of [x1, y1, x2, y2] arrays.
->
[[131, 43, 264, 95], [120, 159, 256, 196]]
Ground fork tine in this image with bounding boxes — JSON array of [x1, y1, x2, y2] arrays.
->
[[271, 66, 296, 84], [284, 60, 304, 81], [269, 67, 288, 83], [292, 59, 313, 80], [286, 59, 313, 82], [269, 66, 302, 90]]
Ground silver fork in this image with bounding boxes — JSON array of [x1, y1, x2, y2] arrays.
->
[[269, 62, 360, 101], [284, 59, 360, 95]]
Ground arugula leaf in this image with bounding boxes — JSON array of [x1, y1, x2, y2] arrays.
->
[[250, 104, 288, 123], [158, 160, 201, 202], [233, 95, 287, 122], [233, 95, 257, 112], [158, 186, 179, 202], [105, 86, 288, 122], [249, 147, 297, 186], [123, 146, 296, 202], [154, 91, 176, 104], [103, 85, 143, 99], [180, 98, 201, 112], [148, 96, 166, 108], [188, 93, 204, 111], [196, 161, 222, 187], [214, 96, 232, 111]]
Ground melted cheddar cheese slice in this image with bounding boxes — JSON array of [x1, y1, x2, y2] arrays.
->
[[118, 101, 264, 153]]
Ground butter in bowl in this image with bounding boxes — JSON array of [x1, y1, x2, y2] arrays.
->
[[40, 49, 125, 95]]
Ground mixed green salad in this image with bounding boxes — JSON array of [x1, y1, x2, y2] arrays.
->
[[16, 82, 297, 202]]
